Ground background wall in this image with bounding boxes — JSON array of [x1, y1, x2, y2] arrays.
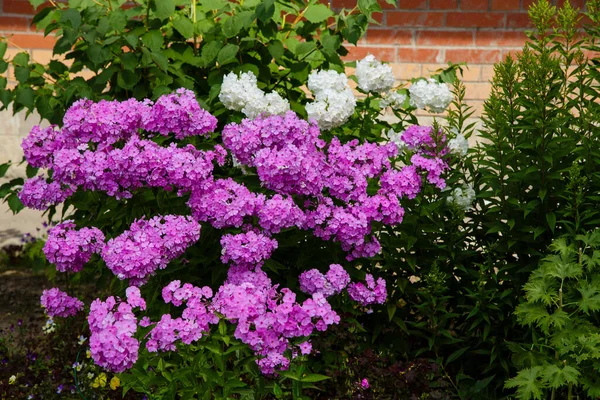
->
[[0, 0, 588, 242]]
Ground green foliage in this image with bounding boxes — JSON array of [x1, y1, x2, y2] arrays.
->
[[507, 231, 600, 399]]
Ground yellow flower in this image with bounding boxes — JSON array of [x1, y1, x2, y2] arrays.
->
[[86, 349, 91, 359], [110, 376, 120, 390], [8, 375, 16, 385], [92, 372, 107, 388]]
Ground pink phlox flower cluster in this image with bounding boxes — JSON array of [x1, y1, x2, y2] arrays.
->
[[220, 231, 278, 268], [379, 166, 422, 200], [257, 195, 305, 234], [213, 270, 340, 374], [88, 289, 144, 373], [222, 111, 323, 166], [401, 125, 447, 156], [299, 264, 350, 297], [21, 125, 65, 168], [141, 88, 217, 139], [146, 281, 218, 352], [188, 178, 263, 229], [43, 220, 105, 273], [101, 215, 200, 281], [253, 144, 326, 196], [325, 138, 396, 202], [305, 200, 386, 260], [18, 177, 74, 210], [125, 286, 147, 311], [223, 112, 327, 196], [62, 98, 150, 147], [347, 274, 387, 306], [40, 288, 84, 318], [411, 154, 448, 190]]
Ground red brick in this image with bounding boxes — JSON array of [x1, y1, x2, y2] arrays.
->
[[460, 0, 489, 10], [366, 29, 413, 45], [387, 11, 445, 27], [475, 31, 526, 46], [416, 30, 473, 46], [0, 16, 30, 31], [3, 0, 51, 14], [506, 12, 533, 29], [446, 11, 505, 28], [331, 0, 357, 8], [446, 48, 502, 64], [522, 0, 536, 9], [398, 0, 427, 9], [7, 33, 55, 49], [491, 0, 519, 10], [344, 46, 396, 62], [430, 0, 458, 9], [501, 49, 523, 59], [397, 48, 442, 62]]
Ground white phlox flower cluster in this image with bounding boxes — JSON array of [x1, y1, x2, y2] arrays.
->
[[380, 91, 407, 110], [447, 184, 476, 211], [219, 71, 290, 118], [408, 78, 453, 114], [305, 70, 356, 131], [384, 128, 407, 154], [355, 54, 395, 93], [448, 130, 469, 157]]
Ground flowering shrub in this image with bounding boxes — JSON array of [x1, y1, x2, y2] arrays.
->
[[19, 79, 457, 375]]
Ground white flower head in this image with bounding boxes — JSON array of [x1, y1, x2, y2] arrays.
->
[[306, 69, 356, 131], [448, 132, 469, 157], [219, 71, 264, 112], [242, 91, 290, 119], [9, 375, 16, 385], [220, 71, 290, 118], [355, 54, 395, 93], [408, 78, 453, 114], [380, 91, 407, 110], [447, 184, 476, 211]]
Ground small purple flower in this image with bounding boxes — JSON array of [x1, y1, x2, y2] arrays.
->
[[361, 378, 369, 389]]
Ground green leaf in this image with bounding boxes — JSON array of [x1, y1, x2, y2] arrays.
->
[[173, 15, 194, 38], [60, 8, 82, 29], [30, 0, 46, 7], [217, 43, 239, 66], [0, 41, 7, 59], [542, 364, 580, 389], [446, 347, 469, 364], [255, 0, 274, 22], [222, 14, 243, 38], [300, 374, 331, 383], [303, 4, 334, 23], [7, 193, 24, 213], [142, 30, 164, 52], [152, 0, 174, 20], [268, 40, 284, 60], [15, 87, 34, 109], [546, 212, 556, 233], [200, 40, 222, 67], [26, 165, 38, 179], [504, 367, 545, 400], [117, 70, 140, 89]]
